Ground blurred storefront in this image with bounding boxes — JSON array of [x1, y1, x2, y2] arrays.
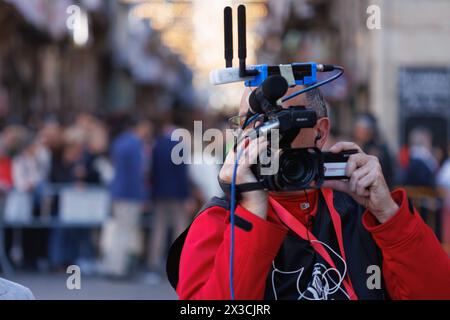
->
[[110, 1, 195, 114], [1, 0, 449, 151], [0, 0, 106, 124], [367, 0, 450, 155], [122, 0, 268, 113], [0, 0, 195, 127]]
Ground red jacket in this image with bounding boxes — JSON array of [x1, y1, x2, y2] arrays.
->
[[174, 189, 450, 300]]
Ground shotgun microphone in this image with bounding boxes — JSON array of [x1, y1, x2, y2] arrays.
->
[[249, 76, 289, 114]]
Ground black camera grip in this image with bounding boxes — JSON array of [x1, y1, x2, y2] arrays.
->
[[323, 150, 359, 180]]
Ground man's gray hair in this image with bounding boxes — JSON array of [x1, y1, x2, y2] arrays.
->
[[305, 89, 328, 119]]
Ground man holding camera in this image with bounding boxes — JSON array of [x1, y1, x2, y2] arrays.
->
[[168, 86, 450, 300]]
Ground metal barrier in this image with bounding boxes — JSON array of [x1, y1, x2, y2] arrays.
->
[[0, 184, 112, 276], [400, 186, 447, 243]]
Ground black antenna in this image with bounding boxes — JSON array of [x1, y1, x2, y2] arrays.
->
[[224, 7, 233, 68], [238, 5, 248, 77]]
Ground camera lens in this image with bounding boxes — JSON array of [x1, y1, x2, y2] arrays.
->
[[282, 158, 306, 182], [275, 149, 318, 190]]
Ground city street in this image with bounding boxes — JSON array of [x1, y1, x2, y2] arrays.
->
[[8, 273, 177, 300], [0, 0, 448, 304]]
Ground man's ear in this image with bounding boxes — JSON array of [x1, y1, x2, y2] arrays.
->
[[315, 118, 330, 149]]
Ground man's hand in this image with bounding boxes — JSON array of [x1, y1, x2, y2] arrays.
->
[[323, 142, 399, 224], [219, 136, 269, 220]]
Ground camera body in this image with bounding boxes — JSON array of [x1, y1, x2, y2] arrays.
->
[[247, 76, 355, 191], [253, 147, 358, 191]]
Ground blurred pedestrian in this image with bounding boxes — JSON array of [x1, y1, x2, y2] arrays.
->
[[0, 126, 28, 193], [100, 117, 153, 278], [188, 148, 222, 203], [8, 121, 61, 271], [12, 134, 50, 194], [353, 113, 395, 188], [10, 131, 50, 268], [83, 117, 114, 186], [438, 149, 450, 191], [47, 126, 96, 271], [147, 117, 192, 283], [437, 144, 450, 244], [400, 127, 437, 187]]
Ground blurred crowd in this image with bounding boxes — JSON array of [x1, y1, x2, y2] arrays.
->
[[1, 109, 449, 282], [351, 113, 450, 193], [1, 112, 224, 283], [337, 113, 450, 244]]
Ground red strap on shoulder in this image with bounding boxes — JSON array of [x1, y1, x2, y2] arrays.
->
[[269, 189, 358, 300]]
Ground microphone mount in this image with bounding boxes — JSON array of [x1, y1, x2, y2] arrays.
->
[[215, 4, 344, 102]]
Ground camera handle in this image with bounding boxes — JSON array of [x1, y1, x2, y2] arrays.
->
[[219, 178, 267, 202]]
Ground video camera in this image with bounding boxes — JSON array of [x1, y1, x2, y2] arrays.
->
[[246, 75, 357, 191], [213, 5, 356, 192]]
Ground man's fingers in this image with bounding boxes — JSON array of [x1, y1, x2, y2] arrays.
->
[[238, 136, 268, 168], [346, 153, 372, 177], [249, 137, 269, 166], [221, 136, 269, 183], [349, 163, 374, 193], [325, 144, 388, 206], [355, 172, 377, 197], [329, 142, 363, 154]]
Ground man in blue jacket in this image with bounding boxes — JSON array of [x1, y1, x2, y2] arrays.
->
[[101, 118, 152, 278], [148, 118, 192, 281]]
